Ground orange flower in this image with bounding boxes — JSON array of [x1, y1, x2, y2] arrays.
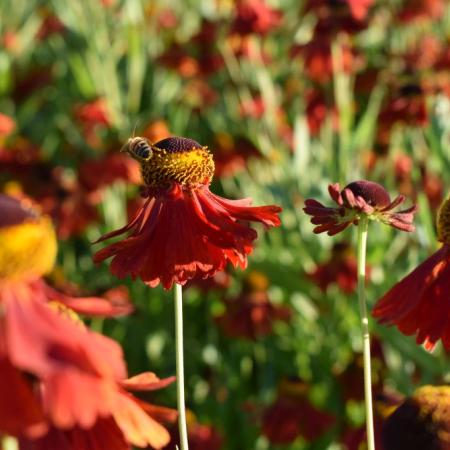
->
[[373, 197, 450, 351], [0, 194, 175, 448], [0, 112, 15, 138], [94, 136, 282, 289]]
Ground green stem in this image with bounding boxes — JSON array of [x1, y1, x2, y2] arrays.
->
[[357, 217, 375, 450], [174, 283, 189, 450]]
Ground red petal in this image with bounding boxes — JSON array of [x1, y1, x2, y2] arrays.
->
[[120, 373, 175, 392], [373, 245, 450, 325]]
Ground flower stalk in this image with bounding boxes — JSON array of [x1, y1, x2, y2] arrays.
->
[[356, 216, 375, 450], [174, 283, 189, 450]]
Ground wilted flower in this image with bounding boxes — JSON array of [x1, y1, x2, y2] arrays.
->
[[303, 180, 417, 236], [216, 271, 291, 339], [382, 385, 450, 450], [262, 377, 335, 444], [94, 136, 282, 289], [373, 196, 450, 351]]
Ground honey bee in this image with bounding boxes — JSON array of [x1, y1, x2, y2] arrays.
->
[[121, 137, 153, 162]]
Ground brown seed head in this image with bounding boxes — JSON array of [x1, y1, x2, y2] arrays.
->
[[383, 385, 450, 450], [154, 136, 203, 153], [344, 180, 391, 209], [437, 197, 450, 245]]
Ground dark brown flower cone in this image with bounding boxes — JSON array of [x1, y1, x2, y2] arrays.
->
[[383, 386, 450, 450]]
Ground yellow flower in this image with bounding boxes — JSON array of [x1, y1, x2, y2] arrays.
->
[[0, 195, 56, 282]]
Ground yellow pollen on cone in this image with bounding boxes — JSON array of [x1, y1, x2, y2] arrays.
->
[[437, 197, 450, 245], [140, 146, 215, 188], [0, 216, 57, 282]]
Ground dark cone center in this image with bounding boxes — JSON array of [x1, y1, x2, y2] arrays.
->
[[344, 180, 391, 208]]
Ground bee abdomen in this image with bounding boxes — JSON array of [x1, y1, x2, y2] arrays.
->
[[126, 137, 153, 160]]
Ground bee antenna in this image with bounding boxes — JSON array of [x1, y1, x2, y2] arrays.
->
[[131, 120, 140, 138]]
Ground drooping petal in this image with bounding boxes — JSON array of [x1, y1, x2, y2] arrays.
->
[[120, 373, 176, 392], [112, 392, 171, 449], [94, 182, 281, 289], [42, 281, 133, 317], [372, 245, 449, 323]]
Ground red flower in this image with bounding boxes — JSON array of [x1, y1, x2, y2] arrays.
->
[[231, 0, 282, 36], [397, 0, 445, 23], [305, 89, 339, 136], [373, 198, 450, 351], [142, 120, 171, 144], [94, 136, 281, 289], [378, 84, 428, 132], [79, 152, 141, 192], [262, 378, 335, 444], [335, 338, 386, 402], [303, 180, 417, 236], [307, 242, 362, 293], [188, 270, 231, 293], [3, 288, 174, 449], [212, 133, 262, 178], [73, 98, 111, 146], [0, 112, 15, 138], [291, 39, 358, 84], [36, 10, 65, 40], [304, 0, 374, 23], [347, 0, 374, 20], [0, 195, 175, 448], [216, 271, 291, 339], [341, 419, 385, 450]]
